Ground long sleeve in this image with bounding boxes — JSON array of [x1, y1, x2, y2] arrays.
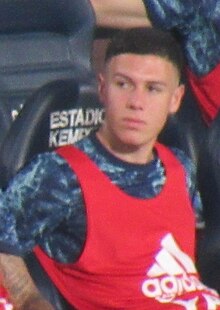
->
[[143, 0, 220, 123], [0, 152, 76, 256]]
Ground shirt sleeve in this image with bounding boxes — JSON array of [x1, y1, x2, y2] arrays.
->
[[0, 152, 78, 256], [142, 0, 220, 122], [187, 65, 220, 123]]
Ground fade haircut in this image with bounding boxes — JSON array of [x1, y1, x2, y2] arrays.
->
[[104, 27, 185, 82]]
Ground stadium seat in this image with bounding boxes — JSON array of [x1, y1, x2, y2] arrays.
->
[[195, 111, 220, 292], [0, 78, 103, 189], [0, 0, 96, 148]]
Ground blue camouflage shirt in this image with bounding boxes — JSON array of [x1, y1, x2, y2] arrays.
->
[[0, 131, 203, 263]]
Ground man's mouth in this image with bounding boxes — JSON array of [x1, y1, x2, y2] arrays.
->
[[123, 117, 146, 127]]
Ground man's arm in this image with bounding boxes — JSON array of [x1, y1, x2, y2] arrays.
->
[[0, 254, 54, 310], [90, 0, 220, 122], [90, 0, 151, 29]]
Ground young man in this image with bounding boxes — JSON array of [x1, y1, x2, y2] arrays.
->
[[0, 27, 219, 309]]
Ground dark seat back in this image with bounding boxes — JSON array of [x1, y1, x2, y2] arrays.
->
[[0, 0, 95, 147], [195, 111, 220, 292], [0, 78, 103, 189]]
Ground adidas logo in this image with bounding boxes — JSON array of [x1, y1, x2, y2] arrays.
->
[[147, 233, 196, 278], [141, 233, 219, 306]]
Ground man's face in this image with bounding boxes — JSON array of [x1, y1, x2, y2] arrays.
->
[[98, 53, 185, 155]]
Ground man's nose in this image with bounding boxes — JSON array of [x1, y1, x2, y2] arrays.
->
[[127, 88, 145, 110]]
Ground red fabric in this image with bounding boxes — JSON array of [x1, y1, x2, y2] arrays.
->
[[0, 283, 13, 310], [34, 144, 220, 309], [187, 64, 220, 124]]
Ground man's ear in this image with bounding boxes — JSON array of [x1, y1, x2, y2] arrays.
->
[[169, 84, 185, 114], [97, 72, 106, 105]]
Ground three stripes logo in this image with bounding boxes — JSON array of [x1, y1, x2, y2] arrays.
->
[[142, 233, 219, 307]]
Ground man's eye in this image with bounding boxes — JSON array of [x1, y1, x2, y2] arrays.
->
[[116, 80, 129, 88], [148, 85, 161, 92]]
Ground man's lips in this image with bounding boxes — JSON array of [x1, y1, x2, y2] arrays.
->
[[122, 117, 146, 127]]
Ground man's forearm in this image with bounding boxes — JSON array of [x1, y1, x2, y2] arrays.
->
[[21, 295, 54, 310], [0, 254, 54, 310], [90, 0, 151, 29]]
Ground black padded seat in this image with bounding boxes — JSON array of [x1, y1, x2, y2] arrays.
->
[[195, 111, 220, 292], [0, 0, 96, 148], [0, 78, 103, 189]]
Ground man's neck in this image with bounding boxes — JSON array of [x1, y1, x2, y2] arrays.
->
[[96, 130, 155, 165]]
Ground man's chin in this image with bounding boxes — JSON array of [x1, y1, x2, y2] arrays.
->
[[118, 137, 145, 150]]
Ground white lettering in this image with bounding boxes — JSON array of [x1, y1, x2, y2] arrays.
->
[[74, 109, 84, 126], [182, 275, 196, 292], [59, 111, 69, 128], [142, 233, 220, 308], [69, 110, 79, 127], [50, 108, 104, 129], [142, 275, 209, 301], [49, 127, 94, 147], [49, 130, 59, 147], [84, 108, 105, 126], [50, 112, 60, 129], [160, 276, 178, 295], [142, 278, 162, 298], [57, 129, 69, 146], [50, 111, 69, 129]]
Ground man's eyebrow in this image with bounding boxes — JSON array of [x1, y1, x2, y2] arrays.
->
[[112, 73, 130, 79], [147, 81, 167, 86], [112, 73, 168, 86]]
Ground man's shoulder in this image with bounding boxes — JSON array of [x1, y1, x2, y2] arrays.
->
[[169, 146, 193, 167], [166, 146, 196, 180], [157, 143, 194, 172], [20, 150, 71, 181]]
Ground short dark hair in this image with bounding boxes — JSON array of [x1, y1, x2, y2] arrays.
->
[[105, 27, 184, 81]]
